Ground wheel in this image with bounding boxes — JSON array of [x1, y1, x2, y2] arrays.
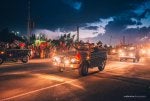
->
[[98, 60, 106, 71], [133, 58, 140, 63], [12, 59, 18, 62], [0, 58, 4, 65], [136, 57, 140, 62], [120, 58, 123, 62], [21, 56, 29, 63], [58, 66, 65, 72], [137, 58, 140, 62], [133, 59, 136, 63], [78, 61, 88, 76]]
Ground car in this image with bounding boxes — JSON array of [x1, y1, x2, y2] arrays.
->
[[0, 48, 31, 65], [118, 46, 140, 62], [52, 43, 107, 76]]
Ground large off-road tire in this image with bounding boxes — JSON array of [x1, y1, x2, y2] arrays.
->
[[120, 58, 123, 62], [78, 61, 88, 76], [0, 58, 4, 65], [98, 60, 106, 71], [21, 56, 29, 63], [58, 66, 65, 72], [133, 58, 140, 63]]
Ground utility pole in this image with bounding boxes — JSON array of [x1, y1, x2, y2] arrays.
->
[[27, 0, 31, 42], [77, 26, 79, 42], [109, 36, 112, 45]]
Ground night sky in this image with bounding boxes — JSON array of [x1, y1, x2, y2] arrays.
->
[[0, 0, 150, 44]]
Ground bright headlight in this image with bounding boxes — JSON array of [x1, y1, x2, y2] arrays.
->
[[64, 60, 70, 64], [129, 53, 134, 57], [119, 52, 125, 56], [112, 49, 116, 53], [71, 58, 76, 63], [53, 56, 61, 63], [140, 49, 146, 54], [118, 49, 123, 53]]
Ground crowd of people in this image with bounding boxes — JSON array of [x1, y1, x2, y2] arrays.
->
[[0, 39, 113, 60]]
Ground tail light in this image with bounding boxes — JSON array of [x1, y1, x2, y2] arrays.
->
[[76, 53, 81, 61]]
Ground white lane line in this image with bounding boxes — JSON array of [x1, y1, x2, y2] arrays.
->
[[0, 78, 81, 101], [0, 69, 50, 76]]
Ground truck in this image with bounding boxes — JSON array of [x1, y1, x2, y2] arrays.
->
[[118, 46, 140, 62], [52, 43, 107, 76], [0, 48, 31, 65]]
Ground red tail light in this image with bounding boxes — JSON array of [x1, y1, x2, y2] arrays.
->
[[76, 53, 81, 60]]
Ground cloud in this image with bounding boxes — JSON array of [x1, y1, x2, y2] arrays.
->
[[0, 0, 149, 44], [62, 0, 82, 10], [105, 15, 137, 35], [30, 0, 146, 31], [84, 26, 99, 30], [32, 29, 60, 39]]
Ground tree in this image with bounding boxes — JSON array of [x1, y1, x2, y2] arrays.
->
[[0, 28, 24, 43], [30, 34, 36, 44]]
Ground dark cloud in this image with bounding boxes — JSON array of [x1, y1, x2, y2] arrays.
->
[[105, 14, 137, 35], [0, 0, 147, 32], [139, 9, 150, 19]]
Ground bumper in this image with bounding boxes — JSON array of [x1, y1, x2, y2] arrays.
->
[[119, 56, 136, 59], [53, 62, 80, 69]]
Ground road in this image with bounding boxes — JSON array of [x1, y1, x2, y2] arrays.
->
[[0, 56, 150, 101]]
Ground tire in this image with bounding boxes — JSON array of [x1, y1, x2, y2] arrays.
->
[[0, 58, 4, 65], [12, 59, 18, 62], [133, 59, 136, 63], [58, 66, 65, 72], [78, 61, 88, 76], [98, 60, 106, 71], [21, 56, 29, 63], [133, 58, 139, 63], [120, 58, 123, 62]]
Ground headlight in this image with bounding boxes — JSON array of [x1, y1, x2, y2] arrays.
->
[[112, 49, 116, 53], [118, 49, 123, 53], [129, 47, 135, 50], [64, 60, 70, 64], [0, 51, 4, 54], [140, 49, 146, 54], [119, 52, 125, 56], [53, 56, 61, 63], [129, 53, 134, 57], [71, 58, 76, 63], [71, 57, 80, 63]]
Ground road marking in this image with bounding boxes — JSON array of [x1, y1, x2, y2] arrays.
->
[[0, 77, 84, 101], [0, 68, 52, 76], [1, 59, 148, 101]]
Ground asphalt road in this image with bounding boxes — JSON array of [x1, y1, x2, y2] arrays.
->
[[0, 56, 150, 101]]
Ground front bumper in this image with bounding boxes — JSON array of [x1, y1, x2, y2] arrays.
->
[[119, 56, 136, 59]]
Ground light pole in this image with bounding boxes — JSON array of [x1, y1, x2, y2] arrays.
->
[[27, 0, 31, 43]]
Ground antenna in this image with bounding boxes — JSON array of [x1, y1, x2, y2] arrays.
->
[[27, 0, 31, 41]]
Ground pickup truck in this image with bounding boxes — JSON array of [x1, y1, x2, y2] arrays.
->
[[118, 46, 140, 62], [52, 43, 107, 76], [0, 48, 31, 65]]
